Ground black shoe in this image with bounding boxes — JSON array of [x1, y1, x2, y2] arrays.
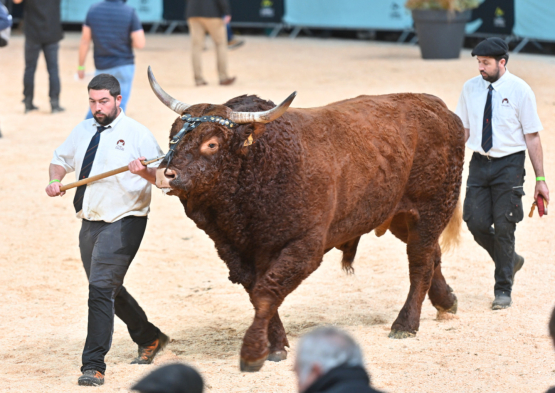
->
[[492, 294, 512, 310], [131, 332, 169, 364], [78, 370, 105, 386], [51, 99, 65, 113], [23, 97, 38, 113], [513, 253, 524, 283]]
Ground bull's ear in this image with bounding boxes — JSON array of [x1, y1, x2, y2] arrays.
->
[[239, 123, 267, 148]]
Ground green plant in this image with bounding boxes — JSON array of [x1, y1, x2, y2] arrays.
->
[[405, 0, 479, 11]]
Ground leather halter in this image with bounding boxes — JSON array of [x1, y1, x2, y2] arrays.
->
[[163, 113, 238, 173]]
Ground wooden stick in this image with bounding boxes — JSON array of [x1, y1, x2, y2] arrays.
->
[[60, 155, 165, 192]]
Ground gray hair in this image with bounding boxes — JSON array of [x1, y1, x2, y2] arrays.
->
[[296, 326, 364, 382]]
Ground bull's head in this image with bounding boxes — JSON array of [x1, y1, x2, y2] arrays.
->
[[148, 67, 296, 199]]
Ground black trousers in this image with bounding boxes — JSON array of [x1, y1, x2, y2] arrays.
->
[[79, 216, 160, 374], [463, 151, 526, 296], [23, 39, 61, 101]]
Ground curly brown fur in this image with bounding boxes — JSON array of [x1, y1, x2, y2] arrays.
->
[[156, 92, 465, 370]]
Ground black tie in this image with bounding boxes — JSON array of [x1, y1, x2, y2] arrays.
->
[[73, 125, 109, 213], [482, 84, 493, 153]]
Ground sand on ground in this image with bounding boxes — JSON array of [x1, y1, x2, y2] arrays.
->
[[1, 33, 555, 393]]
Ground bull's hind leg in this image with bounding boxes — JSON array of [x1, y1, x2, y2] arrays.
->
[[388, 213, 437, 338], [428, 245, 458, 316], [267, 311, 289, 362], [240, 239, 323, 372]]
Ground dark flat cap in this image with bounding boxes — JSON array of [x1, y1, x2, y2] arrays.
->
[[471, 37, 509, 57], [132, 363, 204, 393]]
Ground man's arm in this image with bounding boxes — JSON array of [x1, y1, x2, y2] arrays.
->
[[524, 132, 549, 202], [12, 0, 23, 4], [129, 157, 156, 185], [78, 25, 92, 80], [130, 29, 145, 49], [46, 164, 67, 197], [464, 128, 470, 142]]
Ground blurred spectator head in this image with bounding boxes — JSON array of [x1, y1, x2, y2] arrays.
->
[[550, 306, 555, 347], [131, 363, 204, 393], [294, 326, 364, 393]]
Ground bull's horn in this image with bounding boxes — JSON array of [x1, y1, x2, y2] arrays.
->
[[229, 91, 297, 124], [147, 66, 191, 115]]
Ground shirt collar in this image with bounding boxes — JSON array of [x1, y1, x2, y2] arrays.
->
[[91, 109, 126, 129], [483, 68, 511, 90]]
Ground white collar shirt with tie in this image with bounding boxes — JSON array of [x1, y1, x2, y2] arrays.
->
[[455, 69, 543, 158], [51, 110, 164, 223]]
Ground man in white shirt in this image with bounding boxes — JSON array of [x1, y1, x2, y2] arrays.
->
[[45, 74, 167, 386], [456, 38, 549, 310]]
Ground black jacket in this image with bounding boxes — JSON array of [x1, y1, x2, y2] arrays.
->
[[304, 366, 384, 393], [22, 0, 63, 44], [186, 0, 230, 19]]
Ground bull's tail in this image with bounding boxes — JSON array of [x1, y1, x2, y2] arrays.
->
[[439, 199, 462, 254]]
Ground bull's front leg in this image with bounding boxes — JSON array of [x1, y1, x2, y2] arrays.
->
[[267, 311, 289, 362], [389, 231, 436, 339], [240, 240, 323, 372]]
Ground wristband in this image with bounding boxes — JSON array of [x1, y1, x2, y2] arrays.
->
[[78, 65, 85, 71], [536, 177, 546, 181], [49, 179, 61, 185]]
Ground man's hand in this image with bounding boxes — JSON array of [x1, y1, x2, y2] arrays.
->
[[45, 181, 66, 197], [223, 15, 231, 24], [535, 180, 550, 203], [129, 157, 147, 175], [78, 69, 85, 80]]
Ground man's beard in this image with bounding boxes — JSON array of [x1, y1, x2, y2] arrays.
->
[[93, 106, 119, 126], [480, 67, 500, 83]]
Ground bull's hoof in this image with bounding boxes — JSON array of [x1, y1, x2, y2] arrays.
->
[[267, 350, 287, 362], [240, 356, 267, 372], [388, 329, 416, 339], [436, 296, 458, 320]]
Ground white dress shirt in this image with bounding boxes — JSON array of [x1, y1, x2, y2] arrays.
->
[[52, 111, 164, 222], [455, 69, 543, 158]]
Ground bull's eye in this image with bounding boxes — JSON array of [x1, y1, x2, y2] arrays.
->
[[209, 143, 217, 149]]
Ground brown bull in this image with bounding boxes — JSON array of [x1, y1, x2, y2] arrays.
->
[[148, 67, 465, 372]]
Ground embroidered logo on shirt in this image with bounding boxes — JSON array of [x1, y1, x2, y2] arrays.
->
[[116, 140, 125, 151], [502, 98, 510, 106]]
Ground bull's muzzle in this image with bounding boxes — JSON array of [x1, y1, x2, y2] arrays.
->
[[156, 167, 176, 191]]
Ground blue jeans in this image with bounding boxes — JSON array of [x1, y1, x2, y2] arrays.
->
[[86, 64, 135, 119]]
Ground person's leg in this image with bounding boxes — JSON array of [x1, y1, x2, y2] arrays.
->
[[85, 69, 103, 119], [227, 22, 233, 42], [463, 153, 495, 259], [105, 64, 135, 113], [490, 152, 526, 299], [43, 41, 63, 111], [204, 18, 231, 83], [80, 219, 136, 375], [188, 17, 207, 85], [23, 38, 41, 111]]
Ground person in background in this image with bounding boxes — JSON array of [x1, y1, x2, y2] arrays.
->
[[78, 0, 145, 118], [295, 327, 384, 393], [131, 363, 204, 393], [186, 0, 236, 86], [13, 0, 64, 113], [547, 307, 555, 393], [0, 0, 12, 137]]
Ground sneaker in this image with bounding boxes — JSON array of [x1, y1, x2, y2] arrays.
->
[[492, 294, 512, 310], [219, 77, 236, 86], [512, 253, 524, 283], [228, 38, 245, 50], [78, 370, 105, 386], [131, 332, 169, 365], [195, 80, 208, 87]]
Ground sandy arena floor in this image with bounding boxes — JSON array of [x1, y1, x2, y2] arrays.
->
[[1, 32, 555, 392]]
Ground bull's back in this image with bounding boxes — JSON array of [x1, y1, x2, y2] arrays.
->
[[285, 93, 464, 246]]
